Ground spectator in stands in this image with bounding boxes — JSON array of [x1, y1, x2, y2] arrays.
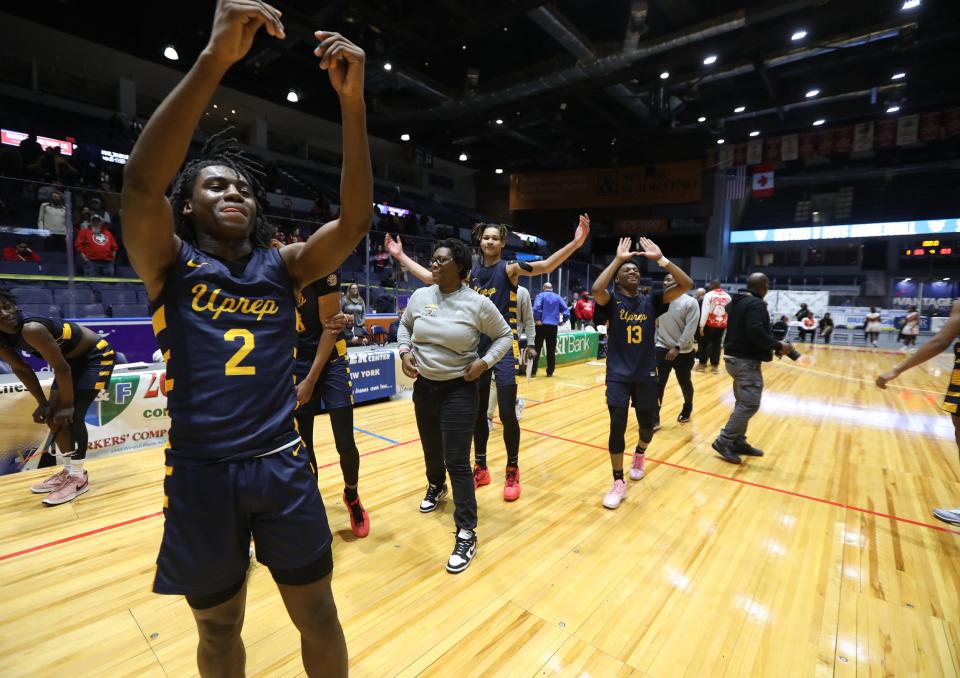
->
[[794, 303, 809, 322], [74, 206, 93, 230], [86, 196, 112, 227], [341, 283, 366, 326], [819, 313, 834, 344], [19, 134, 43, 175], [343, 315, 370, 346], [37, 189, 67, 236], [40, 147, 79, 185], [3, 240, 41, 263], [799, 312, 817, 343], [99, 180, 121, 220], [772, 315, 789, 341], [388, 310, 403, 343], [75, 214, 118, 277], [574, 291, 595, 330]]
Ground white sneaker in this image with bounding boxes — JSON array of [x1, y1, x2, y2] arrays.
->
[[446, 528, 477, 573], [603, 479, 627, 509], [932, 507, 960, 525], [629, 450, 645, 481], [515, 398, 525, 421], [486, 417, 494, 431]]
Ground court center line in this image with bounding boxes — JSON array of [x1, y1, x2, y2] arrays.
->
[[518, 426, 960, 536]]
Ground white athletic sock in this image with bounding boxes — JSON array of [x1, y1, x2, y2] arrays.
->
[[68, 457, 85, 477]]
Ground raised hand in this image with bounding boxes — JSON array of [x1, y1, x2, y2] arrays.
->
[[206, 0, 285, 67], [314, 31, 366, 105], [384, 233, 404, 259], [574, 213, 591, 246], [637, 237, 663, 261], [615, 237, 642, 262]]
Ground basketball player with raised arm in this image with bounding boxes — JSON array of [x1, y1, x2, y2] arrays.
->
[[121, 2, 371, 675]]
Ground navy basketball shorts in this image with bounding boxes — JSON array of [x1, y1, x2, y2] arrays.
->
[[605, 380, 660, 412], [295, 355, 354, 412], [52, 339, 115, 393], [153, 443, 333, 597], [491, 346, 519, 387]]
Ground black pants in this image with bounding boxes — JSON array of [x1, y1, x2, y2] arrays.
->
[[821, 330, 832, 344], [699, 326, 725, 367], [413, 376, 478, 531], [655, 348, 695, 422], [798, 329, 815, 343], [473, 367, 521, 468], [295, 406, 360, 484], [532, 324, 559, 376]]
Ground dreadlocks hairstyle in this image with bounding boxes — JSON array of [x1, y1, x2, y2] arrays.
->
[[472, 222, 510, 243], [436, 238, 473, 280], [169, 128, 273, 248]]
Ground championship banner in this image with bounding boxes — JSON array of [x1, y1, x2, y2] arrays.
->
[[536, 331, 599, 369], [0, 366, 171, 476], [509, 160, 702, 210], [613, 218, 668, 235]]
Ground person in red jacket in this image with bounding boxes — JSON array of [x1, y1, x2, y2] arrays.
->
[[2, 241, 41, 263], [695, 279, 731, 374], [74, 214, 118, 277], [574, 291, 595, 329]]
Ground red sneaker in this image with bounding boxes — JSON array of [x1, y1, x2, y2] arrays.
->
[[342, 493, 370, 538], [503, 466, 521, 502], [473, 465, 491, 489]]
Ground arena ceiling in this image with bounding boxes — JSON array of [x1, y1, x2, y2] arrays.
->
[[11, 0, 960, 172]]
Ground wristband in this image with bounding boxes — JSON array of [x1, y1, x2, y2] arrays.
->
[[657, 256, 670, 268]]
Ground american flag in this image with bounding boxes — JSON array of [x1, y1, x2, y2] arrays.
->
[[724, 165, 747, 200]]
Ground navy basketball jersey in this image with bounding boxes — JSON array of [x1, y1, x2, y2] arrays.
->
[[601, 290, 666, 383], [296, 271, 347, 361], [151, 240, 300, 464], [470, 259, 518, 353], [0, 313, 84, 358]]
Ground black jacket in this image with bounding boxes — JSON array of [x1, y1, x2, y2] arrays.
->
[[723, 291, 781, 361]]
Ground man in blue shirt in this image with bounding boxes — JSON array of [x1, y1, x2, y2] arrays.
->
[[532, 282, 569, 376]]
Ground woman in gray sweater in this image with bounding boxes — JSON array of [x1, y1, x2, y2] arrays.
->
[[397, 238, 512, 573]]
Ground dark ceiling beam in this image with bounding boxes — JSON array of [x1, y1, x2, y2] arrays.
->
[[755, 60, 786, 122], [622, 0, 649, 51], [657, 0, 696, 29]]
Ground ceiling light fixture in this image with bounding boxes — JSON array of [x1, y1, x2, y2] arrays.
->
[[383, 62, 393, 71], [495, 118, 504, 125], [901, 0, 921, 10], [891, 71, 906, 80], [805, 88, 820, 98], [791, 29, 807, 41], [717, 138, 725, 144], [886, 105, 901, 113], [286, 90, 299, 103], [459, 153, 468, 161], [400, 133, 411, 141], [660, 71, 670, 79], [734, 105, 746, 113], [813, 119, 826, 126], [163, 46, 179, 61], [698, 116, 707, 122], [495, 168, 504, 174], [703, 55, 718, 65], [749, 130, 760, 137]]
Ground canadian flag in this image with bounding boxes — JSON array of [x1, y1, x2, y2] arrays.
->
[[752, 164, 775, 198]]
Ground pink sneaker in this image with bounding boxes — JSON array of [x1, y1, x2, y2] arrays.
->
[[603, 479, 627, 509], [42, 472, 89, 506], [31, 468, 69, 494], [629, 451, 645, 481], [503, 466, 521, 502]]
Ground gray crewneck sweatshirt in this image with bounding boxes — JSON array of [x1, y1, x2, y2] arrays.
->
[[655, 293, 700, 353], [398, 284, 512, 381]]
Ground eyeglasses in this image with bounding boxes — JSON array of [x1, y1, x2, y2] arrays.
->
[[430, 256, 453, 266]]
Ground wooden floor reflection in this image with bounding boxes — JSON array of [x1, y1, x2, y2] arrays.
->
[[1, 345, 957, 677]]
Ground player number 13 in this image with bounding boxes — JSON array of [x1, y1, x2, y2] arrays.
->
[[626, 326, 643, 344], [224, 329, 256, 376]]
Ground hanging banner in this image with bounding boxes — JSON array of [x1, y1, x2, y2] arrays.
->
[[946, 109, 960, 137], [509, 160, 702, 210], [876, 119, 897, 147], [919, 112, 942, 142], [746, 139, 764, 166], [833, 126, 853, 155], [764, 138, 781, 162], [816, 130, 835, 156], [780, 134, 799, 161], [799, 133, 817, 159], [853, 122, 875, 153], [896, 114, 920, 146], [732, 144, 747, 166], [717, 145, 733, 167], [613, 218, 668, 234]]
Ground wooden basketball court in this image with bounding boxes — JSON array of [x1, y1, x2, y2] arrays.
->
[[1, 345, 957, 677]]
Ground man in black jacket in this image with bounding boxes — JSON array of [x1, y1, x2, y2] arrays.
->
[[712, 273, 793, 464]]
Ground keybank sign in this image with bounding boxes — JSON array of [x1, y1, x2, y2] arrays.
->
[[537, 331, 599, 368]]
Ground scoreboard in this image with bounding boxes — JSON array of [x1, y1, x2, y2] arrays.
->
[[903, 239, 955, 257]]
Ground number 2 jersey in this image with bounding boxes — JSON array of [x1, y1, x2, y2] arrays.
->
[[150, 240, 300, 464], [600, 290, 666, 383]]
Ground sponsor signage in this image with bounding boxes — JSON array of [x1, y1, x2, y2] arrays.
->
[[731, 218, 960, 244]]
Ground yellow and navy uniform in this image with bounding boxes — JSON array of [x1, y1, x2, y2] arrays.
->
[[0, 313, 114, 392], [152, 240, 332, 598], [600, 290, 667, 411], [470, 259, 520, 386], [295, 271, 353, 411], [944, 342, 960, 415]]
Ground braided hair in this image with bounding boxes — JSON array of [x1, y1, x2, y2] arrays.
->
[[471, 222, 509, 243], [169, 128, 273, 247]]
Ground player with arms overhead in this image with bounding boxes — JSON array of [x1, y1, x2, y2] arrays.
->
[[385, 215, 589, 501], [121, 2, 371, 676], [592, 237, 693, 509]]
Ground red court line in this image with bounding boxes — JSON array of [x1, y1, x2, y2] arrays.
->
[[520, 426, 960, 537], [0, 438, 423, 563], [524, 381, 604, 409]]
